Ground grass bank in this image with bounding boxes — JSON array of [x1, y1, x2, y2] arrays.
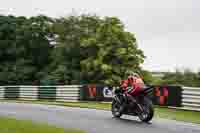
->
[[0, 116, 85, 133]]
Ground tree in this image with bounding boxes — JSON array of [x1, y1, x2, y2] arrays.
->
[[80, 16, 145, 85], [49, 15, 145, 85], [46, 16, 82, 84], [0, 15, 18, 85], [0, 15, 54, 85], [0, 14, 146, 85], [159, 69, 200, 87], [15, 15, 54, 85]]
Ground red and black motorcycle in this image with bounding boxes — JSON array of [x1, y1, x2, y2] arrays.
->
[[111, 86, 154, 122]]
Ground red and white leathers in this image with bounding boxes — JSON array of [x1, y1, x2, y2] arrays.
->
[[120, 75, 145, 96], [119, 74, 145, 113]]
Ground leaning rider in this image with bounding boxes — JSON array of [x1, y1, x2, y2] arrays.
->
[[119, 71, 145, 113]]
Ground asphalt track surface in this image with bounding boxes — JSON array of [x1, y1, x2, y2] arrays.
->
[[0, 102, 200, 133]]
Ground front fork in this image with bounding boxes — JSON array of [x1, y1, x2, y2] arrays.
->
[[113, 95, 122, 104], [136, 103, 144, 113], [135, 97, 145, 114]]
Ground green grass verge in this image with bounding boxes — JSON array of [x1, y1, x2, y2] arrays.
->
[[0, 116, 85, 133], [155, 107, 200, 124], [1, 100, 200, 124]]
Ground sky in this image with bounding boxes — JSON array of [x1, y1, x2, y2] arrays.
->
[[1, 0, 200, 72]]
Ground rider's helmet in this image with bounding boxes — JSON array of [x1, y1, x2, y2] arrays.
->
[[126, 70, 145, 88], [126, 70, 139, 77], [125, 70, 140, 82]]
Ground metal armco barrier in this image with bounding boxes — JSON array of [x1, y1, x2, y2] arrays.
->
[[0, 85, 199, 111], [0, 86, 4, 99], [38, 86, 57, 100], [4, 86, 20, 99], [80, 85, 183, 107], [56, 85, 81, 102], [0, 86, 81, 102], [19, 86, 38, 100], [80, 85, 113, 101], [181, 87, 200, 111], [152, 86, 182, 107]]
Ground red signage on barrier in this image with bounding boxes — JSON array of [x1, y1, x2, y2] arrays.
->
[[155, 87, 169, 105], [88, 85, 97, 98]]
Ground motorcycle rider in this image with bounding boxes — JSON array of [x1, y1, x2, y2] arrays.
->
[[119, 71, 145, 113]]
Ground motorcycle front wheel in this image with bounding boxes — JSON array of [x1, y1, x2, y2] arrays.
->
[[111, 99, 122, 118]]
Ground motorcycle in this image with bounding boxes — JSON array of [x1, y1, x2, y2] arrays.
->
[[111, 86, 154, 122]]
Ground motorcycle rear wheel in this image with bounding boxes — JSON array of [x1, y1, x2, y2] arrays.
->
[[138, 97, 154, 122]]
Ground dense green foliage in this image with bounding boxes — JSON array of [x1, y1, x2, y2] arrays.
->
[[0, 14, 146, 85], [152, 69, 200, 87], [0, 15, 54, 85]]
